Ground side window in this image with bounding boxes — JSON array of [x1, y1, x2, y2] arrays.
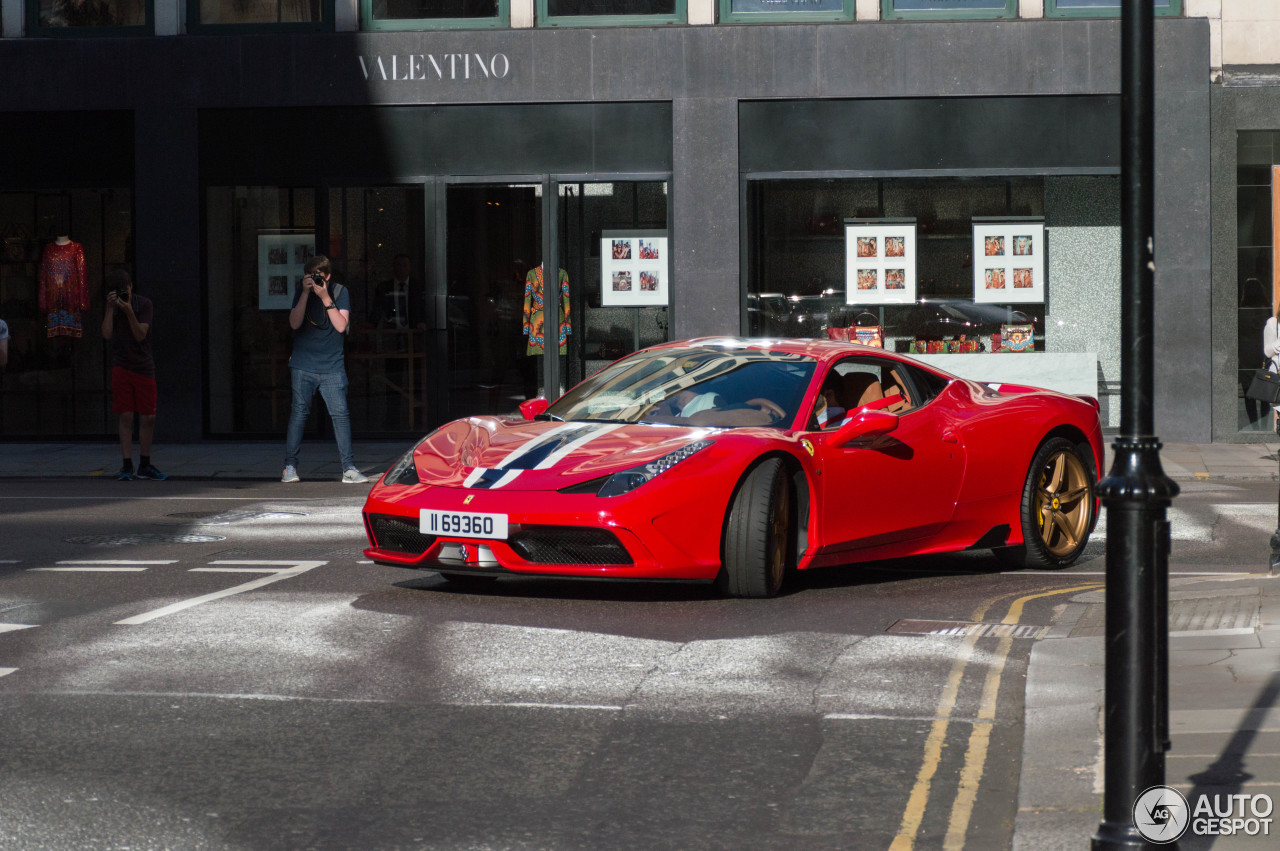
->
[[891, 362, 950, 408], [811, 357, 945, 430]]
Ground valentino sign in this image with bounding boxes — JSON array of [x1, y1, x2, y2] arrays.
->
[[358, 53, 511, 82]]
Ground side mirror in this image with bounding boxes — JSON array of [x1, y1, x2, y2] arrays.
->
[[519, 397, 550, 421], [827, 409, 899, 448]]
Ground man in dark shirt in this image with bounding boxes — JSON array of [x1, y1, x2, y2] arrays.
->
[[282, 255, 368, 484], [101, 268, 166, 481]]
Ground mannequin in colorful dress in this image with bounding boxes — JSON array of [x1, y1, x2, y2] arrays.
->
[[522, 263, 571, 356], [39, 235, 89, 338]]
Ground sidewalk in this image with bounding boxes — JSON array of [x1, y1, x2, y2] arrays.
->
[[1013, 440, 1280, 849], [0, 439, 413, 481]]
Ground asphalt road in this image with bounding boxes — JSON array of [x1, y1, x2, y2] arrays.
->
[[0, 478, 1272, 850]]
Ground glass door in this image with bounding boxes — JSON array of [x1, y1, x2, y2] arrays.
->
[[441, 179, 670, 423], [445, 183, 542, 419], [555, 179, 670, 394]]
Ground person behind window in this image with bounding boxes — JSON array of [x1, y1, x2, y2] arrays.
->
[[282, 255, 369, 484]]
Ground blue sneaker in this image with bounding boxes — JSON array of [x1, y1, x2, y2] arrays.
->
[[116, 467, 133, 481], [136, 464, 168, 481]]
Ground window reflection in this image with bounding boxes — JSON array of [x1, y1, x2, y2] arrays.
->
[[371, 0, 498, 20], [198, 0, 324, 24], [38, 0, 144, 26], [546, 0, 675, 16]]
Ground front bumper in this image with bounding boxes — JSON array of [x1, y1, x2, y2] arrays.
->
[[361, 482, 729, 581]]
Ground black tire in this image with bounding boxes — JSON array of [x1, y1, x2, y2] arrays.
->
[[719, 458, 794, 598], [1001, 437, 1096, 569]]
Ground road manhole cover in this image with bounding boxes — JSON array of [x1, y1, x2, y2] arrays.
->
[[66, 533, 228, 546], [163, 510, 307, 525]]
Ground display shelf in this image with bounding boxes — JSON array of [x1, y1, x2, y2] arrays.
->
[[906, 352, 1098, 398]]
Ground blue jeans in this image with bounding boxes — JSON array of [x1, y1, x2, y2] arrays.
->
[[285, 368, 354, 471]]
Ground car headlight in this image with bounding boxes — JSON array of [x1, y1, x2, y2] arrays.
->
[[383, 437, 429, 486], [597, 440, 714, 498]]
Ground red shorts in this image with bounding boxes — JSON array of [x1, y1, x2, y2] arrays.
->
[[112, 366, 158, 415]]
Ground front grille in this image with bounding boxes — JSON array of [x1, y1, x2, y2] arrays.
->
[[510, 527, 633, 565], [369, 514, 435, 556]]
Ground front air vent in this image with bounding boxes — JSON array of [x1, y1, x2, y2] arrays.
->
[[370, 514, 435, 556], [510, 527, 632, 565]]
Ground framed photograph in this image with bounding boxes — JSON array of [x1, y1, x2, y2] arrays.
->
[[845, 219, 917, 305], [258, 231, 315, 310], [601, 229, 669, 307], [972, 219, 1045, 305]]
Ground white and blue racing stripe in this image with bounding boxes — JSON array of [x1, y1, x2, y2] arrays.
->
[[463, 422, 624, 489]]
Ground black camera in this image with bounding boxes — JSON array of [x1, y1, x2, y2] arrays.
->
[[114, 288, 129, 303]]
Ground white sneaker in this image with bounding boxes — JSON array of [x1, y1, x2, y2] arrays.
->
[[342, 468, 369, 484], [281, 465, 300, 483]]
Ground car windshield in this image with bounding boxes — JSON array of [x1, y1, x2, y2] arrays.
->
[[546, 345, 817, 429]]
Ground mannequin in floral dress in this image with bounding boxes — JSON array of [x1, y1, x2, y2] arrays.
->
[[39, 235, 89, 338], [521, 263, 571, 356]]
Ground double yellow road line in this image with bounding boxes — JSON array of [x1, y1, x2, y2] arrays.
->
[[889, 582, 1104, 851]]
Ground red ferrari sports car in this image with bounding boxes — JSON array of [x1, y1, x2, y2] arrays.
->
[[362, 337, 1103, 597]]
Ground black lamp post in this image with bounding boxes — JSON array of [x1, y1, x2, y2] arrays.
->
[[1089, 1, 1181, 849]]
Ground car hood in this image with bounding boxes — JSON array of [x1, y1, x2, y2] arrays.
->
[[414, 417, 719, 491]]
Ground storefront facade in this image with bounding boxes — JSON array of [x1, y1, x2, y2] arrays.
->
[[0, 18, 1213, 443]]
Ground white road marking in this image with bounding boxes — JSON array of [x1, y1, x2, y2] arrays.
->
[[189, 568, 286, 574], [0, 624, 37, 634], [114, 560, 324, 625], [57, 560, 178, 565], [0, 668, 16, 678], [32, 567, 150, 572]]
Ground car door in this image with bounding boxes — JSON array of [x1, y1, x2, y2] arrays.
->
[[808, 357, 966, 554]]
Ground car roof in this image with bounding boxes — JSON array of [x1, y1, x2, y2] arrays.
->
[[646, 336, 927, 369]]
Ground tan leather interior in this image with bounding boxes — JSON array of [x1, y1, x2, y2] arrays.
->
[[841, 372, 884, 409]]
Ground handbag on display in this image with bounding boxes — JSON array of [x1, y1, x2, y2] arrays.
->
[[825, 326, 852, 342], [1246, 363, 1280, 404], [851, 311, 884, 348], [999, 323, 1035, 353]]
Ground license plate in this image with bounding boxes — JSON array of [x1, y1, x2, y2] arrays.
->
[[420, 509, 509, 540]]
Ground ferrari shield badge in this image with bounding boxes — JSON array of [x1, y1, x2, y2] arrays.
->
[[801, 439, 815, 457]]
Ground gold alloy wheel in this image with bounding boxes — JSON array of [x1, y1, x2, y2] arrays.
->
[[1034, 449, 1092, 557]]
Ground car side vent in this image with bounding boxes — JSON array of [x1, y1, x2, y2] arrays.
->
[[510, 527, 633, 565], [370, 514, 435, 556]]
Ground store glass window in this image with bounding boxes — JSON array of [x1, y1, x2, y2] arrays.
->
[[539, 0, 683, 26], [0, 189, 132, 437], [364, 0, 506, 28], [558, 180, 670, 393], [31, 0, 150, 31], [206, 185, 428, 437], [1044, 0, 1180, 17], [720, 0, 851, 24], [206, 186, 314, 437], [1236, 132, 1276, 434], [746, 177, 1048, 352], [881, 0, 1014, 21], [190, 0, 332, 28]]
